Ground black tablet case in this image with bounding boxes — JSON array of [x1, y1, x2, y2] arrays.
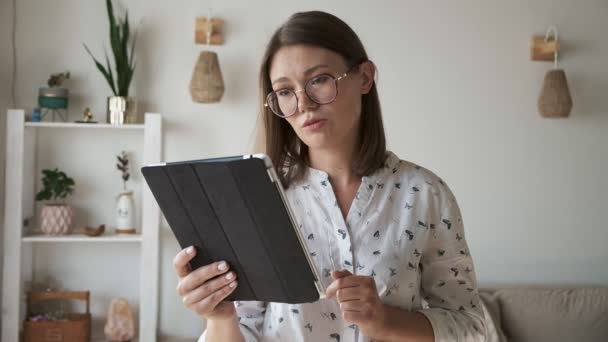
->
[[141, 156, 320, 303]]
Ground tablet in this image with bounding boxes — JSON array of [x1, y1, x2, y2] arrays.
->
[[141, 154, 324, 303]]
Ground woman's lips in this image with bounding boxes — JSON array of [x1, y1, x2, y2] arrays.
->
[[302, 119, 327, 131]]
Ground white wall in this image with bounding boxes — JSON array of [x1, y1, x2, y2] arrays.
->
[[5, 0, 608, 339], [0, 0, 14, 329]]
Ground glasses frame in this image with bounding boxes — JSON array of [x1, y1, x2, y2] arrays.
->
[[265, 66, 356, 118]]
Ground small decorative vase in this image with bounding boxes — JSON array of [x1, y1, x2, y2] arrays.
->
[[107, 96, 138, 125], [115, 191, 135, 234], [40, 204, 73, 235]]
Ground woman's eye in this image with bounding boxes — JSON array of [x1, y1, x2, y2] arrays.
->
[[276, 89, 292, 97], [310, 75, 331, 85]]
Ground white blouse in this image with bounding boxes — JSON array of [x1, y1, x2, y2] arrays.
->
[[200, 151, 486, 342]]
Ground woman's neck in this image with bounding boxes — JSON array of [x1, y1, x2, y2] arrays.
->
[[308, 146, 360, 188]]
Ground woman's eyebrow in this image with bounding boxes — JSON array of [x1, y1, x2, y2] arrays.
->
[[271, 64, 330, 85]]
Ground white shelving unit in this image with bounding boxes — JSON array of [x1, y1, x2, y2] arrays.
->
[[2, 109, 162, 342], [22, 233, 143, 243]]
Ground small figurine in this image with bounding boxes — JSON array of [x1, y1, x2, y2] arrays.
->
[[83, 107, 94, 122], [76, 107, 97, 123]]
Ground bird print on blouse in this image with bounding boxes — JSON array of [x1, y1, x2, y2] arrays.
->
[[199, 151, 486, 342]]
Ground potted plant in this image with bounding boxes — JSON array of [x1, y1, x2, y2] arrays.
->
[[84, 0, 138, 125], [35, 168, 75, 235], [37, 72, 70, 122], [115, 151, 135, 234]]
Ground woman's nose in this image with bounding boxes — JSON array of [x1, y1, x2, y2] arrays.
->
[[296, 89, 319, 114]]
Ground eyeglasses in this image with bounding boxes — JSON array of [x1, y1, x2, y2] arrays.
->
[[265, 68, 353, 118]]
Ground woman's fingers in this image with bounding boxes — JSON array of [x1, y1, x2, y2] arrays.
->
[[343, 310, 371, 323], [326, 275, 361, 298], [182, 271, 237, 306], [173, 246, 197, 278], [339, 300, 364, 312], [177, 259, 231, 296], [336, 287, 365, 303], [331, 269, 352, 279], [173, 247, 239, 319], [191, 281, 239, 316]]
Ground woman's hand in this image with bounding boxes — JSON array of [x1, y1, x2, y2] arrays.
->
[[173, 246, 238, 321], [325, 270, 388, 338]]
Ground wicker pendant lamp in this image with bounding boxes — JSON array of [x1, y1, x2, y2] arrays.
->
[[190, 51, 225, 103], [537, 27, 572, 118], [538, 69, 572, 118], [189, 13, 225, 103]]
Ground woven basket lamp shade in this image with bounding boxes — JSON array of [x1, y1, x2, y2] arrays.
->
[[538, 69, 573, 118], [532, 26, 573, 118], [189, 51, 225, 103]]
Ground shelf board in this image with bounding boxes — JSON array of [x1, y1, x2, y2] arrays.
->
[[22, 232, 143, 243], [25, 121, 145, 130], [93, 338, 138, 342], [92, 337, 194, 342], [92, 338, 138, 342]]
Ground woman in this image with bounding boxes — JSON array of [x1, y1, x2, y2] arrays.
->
[[174, 11, 486, 342]]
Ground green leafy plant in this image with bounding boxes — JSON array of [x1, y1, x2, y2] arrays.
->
[[116, 151, 130, 190], [83, 0, 137, 97], [47, 71, 70, 88], [35, 168, 75, 203]]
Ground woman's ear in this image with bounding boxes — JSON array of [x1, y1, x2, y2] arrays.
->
[[359, 61, 376, 94]]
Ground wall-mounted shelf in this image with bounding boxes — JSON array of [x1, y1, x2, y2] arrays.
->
[[22, 233, 143, 243], [25, 122, 145, 130]]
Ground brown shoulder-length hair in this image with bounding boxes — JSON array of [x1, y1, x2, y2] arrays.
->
[[256, 11, 386, 188]]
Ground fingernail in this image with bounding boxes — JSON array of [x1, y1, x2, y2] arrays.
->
[[225, 272, 234, 280], [218, 261, 228, 271], [185, 246, 195, 255], [229, 281, 237, 288]]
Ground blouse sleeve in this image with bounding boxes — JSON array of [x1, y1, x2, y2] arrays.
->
[[416, 180, 487, 341], [198, 301, 266, 342]]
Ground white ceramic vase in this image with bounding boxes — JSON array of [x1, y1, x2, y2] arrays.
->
[[115, 191, 135, 233], [107, 96, 138, 125]]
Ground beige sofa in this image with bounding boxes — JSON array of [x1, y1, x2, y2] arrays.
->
[[479, 287, 608, 342]]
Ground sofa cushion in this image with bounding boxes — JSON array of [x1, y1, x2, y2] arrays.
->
[[479, 291, 508, 342], [494, 287, 608, 342]]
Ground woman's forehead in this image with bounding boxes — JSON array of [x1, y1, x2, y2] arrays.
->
[[269, 45, 346, 82]]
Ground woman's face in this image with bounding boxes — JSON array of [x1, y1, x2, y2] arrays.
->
[[269, 45, 374, 151]]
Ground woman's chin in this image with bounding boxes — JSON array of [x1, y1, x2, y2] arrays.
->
[[301, 135, 333, 150]]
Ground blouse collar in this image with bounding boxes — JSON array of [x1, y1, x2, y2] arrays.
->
[[304, 150, 401, 186]]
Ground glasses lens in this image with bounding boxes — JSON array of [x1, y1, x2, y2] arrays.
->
[[267, 90, 297, 117], [306, 74, 337, 104]]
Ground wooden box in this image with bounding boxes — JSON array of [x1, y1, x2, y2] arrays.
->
[[23, 291, 91, 342]]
